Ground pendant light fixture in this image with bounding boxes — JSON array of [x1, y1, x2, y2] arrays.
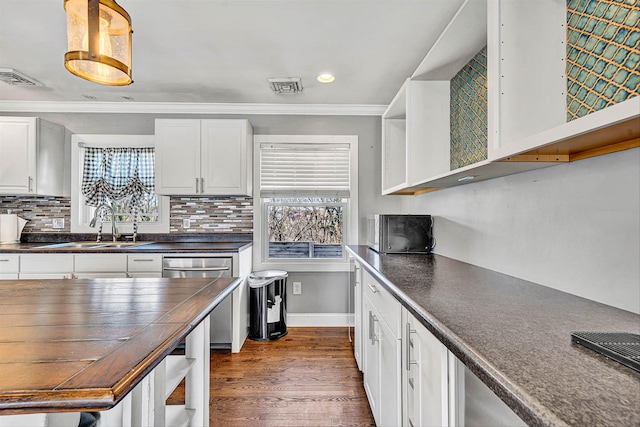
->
[[64, 0, 132, 86]]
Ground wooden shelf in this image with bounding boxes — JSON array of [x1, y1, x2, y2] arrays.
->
[[495, 98, 640, 162]]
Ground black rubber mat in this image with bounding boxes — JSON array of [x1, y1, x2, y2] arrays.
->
[[571, 331, 640, 372]]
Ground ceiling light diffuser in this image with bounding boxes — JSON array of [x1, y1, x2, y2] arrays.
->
[[317, 73, 335, 83], [64, 0, 132, 86]]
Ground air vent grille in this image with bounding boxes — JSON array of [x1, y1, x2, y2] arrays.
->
[[268, 77, 303, 94], [0, 68, 43, 86]]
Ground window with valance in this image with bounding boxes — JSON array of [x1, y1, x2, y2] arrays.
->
[[81, 147, 156, 233]]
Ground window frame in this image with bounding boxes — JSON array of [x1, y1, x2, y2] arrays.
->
[[253, 135, 358, 272], [71, 134, 170, 234]]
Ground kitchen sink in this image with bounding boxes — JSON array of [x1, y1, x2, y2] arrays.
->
[[36, 241, 154, 249]]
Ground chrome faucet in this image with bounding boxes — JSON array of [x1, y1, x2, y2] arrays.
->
[[89, 203, 120, 242]]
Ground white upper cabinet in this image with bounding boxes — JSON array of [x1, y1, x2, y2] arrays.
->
[[382, 79, 450, 195], [155, 119, 253, 196], [0, 117, 67, 196], [487, 0, 639, 161], [382, 0, 640, 196]]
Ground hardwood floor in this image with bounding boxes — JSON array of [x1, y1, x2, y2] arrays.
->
[[168, 327, 375, 427]]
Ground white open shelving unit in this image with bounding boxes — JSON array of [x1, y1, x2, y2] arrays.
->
[[382, 0, 640, 196]]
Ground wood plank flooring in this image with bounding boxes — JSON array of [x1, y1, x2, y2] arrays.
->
[[168, 327, 375, 427]]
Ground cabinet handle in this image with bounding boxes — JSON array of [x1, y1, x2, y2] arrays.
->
[[28, 176, 33, 192], [369, 311, 379, 344], [200, 177, 204, 193], [367, 283, 378, 293], [405, 322, 417, 371], [0, 259, 9, 262], [132, 258, 155, 262], [195, 177, 200, 193], [162, 266, 230, 272]]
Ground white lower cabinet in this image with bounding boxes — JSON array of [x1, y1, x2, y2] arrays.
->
[[19, 254, 73, 279], [362, 269, 401, 427], [0, 255, 19, 280], [363, 294, 381, 421], [352, 259, 363, 370], [355, 264, 525, 427], [127, 254, 163, 278], [402, 307, 449, 427], [74, 254, 128, 278], [13, 253, 163, 280]]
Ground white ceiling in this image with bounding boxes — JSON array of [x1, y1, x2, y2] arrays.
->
[[0, 0, 464, 109]]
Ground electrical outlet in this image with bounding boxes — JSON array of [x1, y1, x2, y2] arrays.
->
[[182, 218, 190, 229], [52, 218, 65, 229], [292, 281, 302, 295]]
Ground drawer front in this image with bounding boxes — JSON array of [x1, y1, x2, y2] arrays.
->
[[127, 254, 162, 272], [20, 254, 73, 274], [363, 269, 401, 337], [74, 254, 127, 273], [74, 273, 127, 279], [19, 273, 71, 279], [0, 255, 19, 273]]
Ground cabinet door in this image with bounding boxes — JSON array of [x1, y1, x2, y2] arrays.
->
[[0, 117, 36, 194], [127, 254, 162, 273], [379, 316, 401, 427], [20, 254, 73, 274], [353, 261, 362, 371], [155, 119, 201, 195], [404, 311, 448, 427], [363, 294, 381, 425], [19, 273, 71, 279], [0, 255, 19, 274], [201, 120, 251, 195], [74, 254, 127, 273]]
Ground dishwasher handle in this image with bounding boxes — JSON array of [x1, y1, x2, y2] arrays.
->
[[162, 266, 230, 272]]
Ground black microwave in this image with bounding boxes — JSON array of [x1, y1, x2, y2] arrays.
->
[[367, 214, 434, 254]]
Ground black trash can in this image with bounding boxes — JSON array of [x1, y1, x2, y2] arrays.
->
[[248, 270, 288, 341]]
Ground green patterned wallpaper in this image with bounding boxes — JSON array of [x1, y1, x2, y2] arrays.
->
[[450, 47, 488, 171], [567, 0, 640, 121]]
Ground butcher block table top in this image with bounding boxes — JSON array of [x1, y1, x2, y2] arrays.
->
[[0, 277, 241, 415]]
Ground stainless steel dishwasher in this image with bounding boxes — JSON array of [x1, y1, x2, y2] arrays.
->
[[162, 256, 233, 349]]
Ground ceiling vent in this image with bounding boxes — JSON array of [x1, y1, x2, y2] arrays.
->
[[268, 77, 303, 94], [0, 68, 43, 86]]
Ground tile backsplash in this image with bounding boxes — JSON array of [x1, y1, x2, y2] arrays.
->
[[566, 0, 639, 121], [0, 195, 254, 234], [0, 196, 71, 232], [450, 46, 488, 170], [169, 196, 253, 233]]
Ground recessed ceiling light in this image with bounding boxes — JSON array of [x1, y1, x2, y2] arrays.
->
[[317, 73, 335, 83]]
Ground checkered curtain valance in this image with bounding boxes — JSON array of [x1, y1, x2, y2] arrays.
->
[[81, 147, 155, 209]]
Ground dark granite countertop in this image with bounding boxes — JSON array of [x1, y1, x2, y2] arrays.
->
[[0, 241, 252, 254], [0, 233, 252, 254], [347, 245, 640, 427]]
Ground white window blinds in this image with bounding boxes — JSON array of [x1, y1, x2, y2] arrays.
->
[[260, 143, 351, 197]]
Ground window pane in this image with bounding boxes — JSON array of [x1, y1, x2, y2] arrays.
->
[[89, 195, 159, 223], [267, 200, 344, 259]]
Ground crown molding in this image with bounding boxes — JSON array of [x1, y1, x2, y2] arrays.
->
[[0, 101, 386, 116]]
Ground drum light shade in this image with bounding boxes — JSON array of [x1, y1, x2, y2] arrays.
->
[[64, 0, 132, 86]]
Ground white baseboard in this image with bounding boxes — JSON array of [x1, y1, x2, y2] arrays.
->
[[287, 313, 354, 327]]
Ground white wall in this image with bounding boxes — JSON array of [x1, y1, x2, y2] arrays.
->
[[404, 148, 640, 314]]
